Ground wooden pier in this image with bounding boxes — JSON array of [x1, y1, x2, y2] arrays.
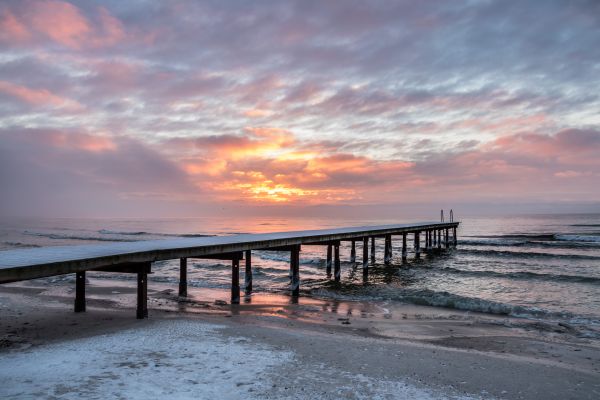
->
[[0, 221, 459, 319]]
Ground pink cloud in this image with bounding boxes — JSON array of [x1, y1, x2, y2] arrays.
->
[[0, 80, 81, 110], [0, 1, 124, 49]]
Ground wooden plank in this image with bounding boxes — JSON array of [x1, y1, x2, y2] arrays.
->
[[94, 262, 151, 274]]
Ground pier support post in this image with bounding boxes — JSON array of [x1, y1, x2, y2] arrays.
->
[[74, 271, 86, 312], [179, 258, 187, 297], [453, 227, 457, 247], [438, 229, 442, 249], [402, 233, 407, 261], [350, 240, 356, 263], [445, 228, 450, 249], [362, 237, 369, 274], [231, 258, 240, 304], [245, 250, 252, 294], [137, 270, 148, 319], [334, 243, 341, 282], [370, 237, 375, 263], [415, 231, 421, 259], [290, 245, 300, 297], [384, 234, 392, 265], [326, 244, 332, 276], [433, 229, 437, 247]]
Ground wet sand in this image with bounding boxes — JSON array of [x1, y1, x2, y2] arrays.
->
[[1, 276, 600, 399]]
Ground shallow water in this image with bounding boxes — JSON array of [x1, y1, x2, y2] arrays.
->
[[1, 214, 599, 336]]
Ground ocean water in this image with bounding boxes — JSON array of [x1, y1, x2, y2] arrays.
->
[[1, 214, 599, 336]]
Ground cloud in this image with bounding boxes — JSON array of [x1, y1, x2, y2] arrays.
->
[[0, 0, 124, 49], [0, 1, 598, 216]]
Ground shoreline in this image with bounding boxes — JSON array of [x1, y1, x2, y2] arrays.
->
[[1, 278, 600, 399]]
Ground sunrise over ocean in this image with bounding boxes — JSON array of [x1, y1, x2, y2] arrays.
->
[[1, 1, 599, 399]]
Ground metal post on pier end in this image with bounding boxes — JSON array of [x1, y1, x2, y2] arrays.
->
[[137, 269, 148, 319], [326, 244, 332, 276], [74, 271, 86, 312], [350, 240, 356, 263], [245, 250, 252, 294], [370, 237, 376, 263], [402, 233, 407, 261], [362, 236, 369, 274], [334, 243, 341, 282], [438, 229, 442, 249], [231, 258, 240, 305], [290, 245, 300, 297], [445, 228, 450, 249], [179, 258, 187, 297], [414, 231, 421, 259]]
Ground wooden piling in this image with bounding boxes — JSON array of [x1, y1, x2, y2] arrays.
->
[[178, 258, 187, 297], [334, 243, 341, 282], [326, 244, 332, 275], [402, 233, 407, 261], [370, 237, 375, 263], [350, 240, 356, 263], [74, 271, 86, 312], [290, 245, 300, 296], [245, 250, 252, 294], [231, 258, 240, 304], [384, 234, 391, 265], [362, 237, 369, 273], [415, 231, 421, 258], [438, 229, 442, 249], [445, 228, 450, 248], [453, 227, 458, 246], [136, 270, 148, 319]]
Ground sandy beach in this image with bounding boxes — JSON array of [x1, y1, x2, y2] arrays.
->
[[1, 276, 599, 399]]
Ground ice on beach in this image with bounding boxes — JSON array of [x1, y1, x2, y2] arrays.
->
[[0, 319, 487, 400], [0, 320, 292, 399]]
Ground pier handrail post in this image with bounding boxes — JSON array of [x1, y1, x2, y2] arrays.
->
[[334, 243, 341, 282], [74, 271, 86, 312], [179, 258, 187, 297], [245, 250, 252, 294], [231, 258, 240, 304], [290, 245, 300, 297]]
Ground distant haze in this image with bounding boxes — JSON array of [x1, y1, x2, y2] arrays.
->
[[1, 1, 599, 218]]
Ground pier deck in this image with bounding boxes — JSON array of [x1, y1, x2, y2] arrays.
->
[[0, 221, 459, 318]]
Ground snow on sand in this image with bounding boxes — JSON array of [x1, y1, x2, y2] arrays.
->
[[0, 319, 482, 399]]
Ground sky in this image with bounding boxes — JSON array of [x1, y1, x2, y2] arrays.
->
[[0, 0, 599, 218]]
